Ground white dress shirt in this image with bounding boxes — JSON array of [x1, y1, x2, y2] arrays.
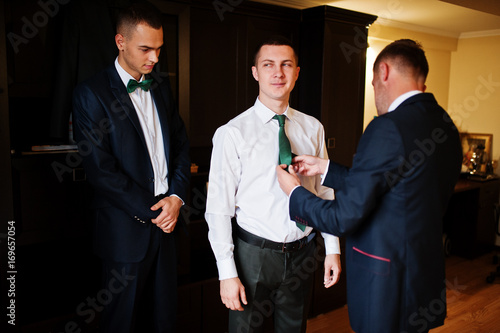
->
[[205, 98, 341, 280], [115, 58, 169, 197]]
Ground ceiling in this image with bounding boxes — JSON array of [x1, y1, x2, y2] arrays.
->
[[252, 0, 500, 37]]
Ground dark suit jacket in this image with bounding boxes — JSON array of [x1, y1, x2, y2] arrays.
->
[[72, 64, 190, 263], [290, 93, 462, 333]]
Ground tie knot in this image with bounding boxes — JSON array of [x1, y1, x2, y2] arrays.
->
[[273, 114, 286, 126], [127, 78, 153, 93]]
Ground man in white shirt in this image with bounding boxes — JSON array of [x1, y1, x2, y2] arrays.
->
[[205, 36, 342, 333]]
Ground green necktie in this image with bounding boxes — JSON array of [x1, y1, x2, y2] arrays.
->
[[273, 114, 306, 231], [127, 79, 153, 93], [273, 114, 292, 166]]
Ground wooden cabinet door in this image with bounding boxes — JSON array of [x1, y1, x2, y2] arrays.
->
[[189, 4, 300, 169], [300, 6, 376, 167]]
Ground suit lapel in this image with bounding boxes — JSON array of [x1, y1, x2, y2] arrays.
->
[[149, 74, 171, 168], [106, 66, 173, 172], [106, 66, 149, 151]]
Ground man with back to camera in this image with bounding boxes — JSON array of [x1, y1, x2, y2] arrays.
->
[[205, 36, 342, 333], [276, 39, 462, 333], [72, 3, 190, 332]]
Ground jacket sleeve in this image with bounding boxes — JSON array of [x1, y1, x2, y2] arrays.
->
[[289, 117, 405, 237]]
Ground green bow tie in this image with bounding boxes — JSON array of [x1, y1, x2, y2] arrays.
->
[[127, 79, 153, 93]]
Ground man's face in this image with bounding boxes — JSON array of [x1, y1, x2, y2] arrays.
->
[[252, 45, 300, 106], [116, 23, 163, 80]]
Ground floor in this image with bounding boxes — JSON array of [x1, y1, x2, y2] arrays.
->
[[306, 251, 500, 333]]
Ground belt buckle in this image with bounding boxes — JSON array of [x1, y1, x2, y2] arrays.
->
[[281, 242, 287, 253], [282, 241, 299, 253]]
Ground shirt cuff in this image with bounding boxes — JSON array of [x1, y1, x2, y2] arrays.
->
[[320, 160, 331, 185], [169, 194, 184, 205], [322, 232, 341, 255], [216, 258, 238, 280]]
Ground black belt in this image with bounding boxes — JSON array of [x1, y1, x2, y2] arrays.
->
[[235, 224, 315, 253]]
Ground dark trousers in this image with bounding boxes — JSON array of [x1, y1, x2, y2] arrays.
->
[[229, 236, 317, 333], [100, 228, 177, 333]]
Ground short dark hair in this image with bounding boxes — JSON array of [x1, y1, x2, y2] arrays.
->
[[253, 35, 298, 66], [116, 2, 163, 37], [373, 39, 429, 80]]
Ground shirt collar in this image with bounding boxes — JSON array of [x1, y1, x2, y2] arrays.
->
[[388, 90, 422, 112], [114, 57, 146, 90], [254, 97, 292, 124]]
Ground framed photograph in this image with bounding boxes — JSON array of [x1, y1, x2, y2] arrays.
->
[[460, 132, 492, 169]]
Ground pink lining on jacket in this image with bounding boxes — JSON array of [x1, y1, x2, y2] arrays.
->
[[353, 246, 391, 262]]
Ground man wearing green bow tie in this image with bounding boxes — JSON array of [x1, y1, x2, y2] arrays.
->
[[72, 2, 190, 332]]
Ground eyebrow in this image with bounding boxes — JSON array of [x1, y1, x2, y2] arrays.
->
[[261, 59, 294, 63], [138, 44, 163, 50]]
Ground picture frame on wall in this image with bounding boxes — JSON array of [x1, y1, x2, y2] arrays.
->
[[460, 132, 492, 173]]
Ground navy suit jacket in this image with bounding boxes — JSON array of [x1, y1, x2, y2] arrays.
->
[[72, 64, 190, 263], [290, 93, 462, 332]]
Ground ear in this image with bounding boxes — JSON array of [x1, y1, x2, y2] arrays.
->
[[115, 34, 125, 51], [378, 62, 389, 82], [416, 75, 427, 92], [295, 66, 300, 80], [251, 66, 259, 81]]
